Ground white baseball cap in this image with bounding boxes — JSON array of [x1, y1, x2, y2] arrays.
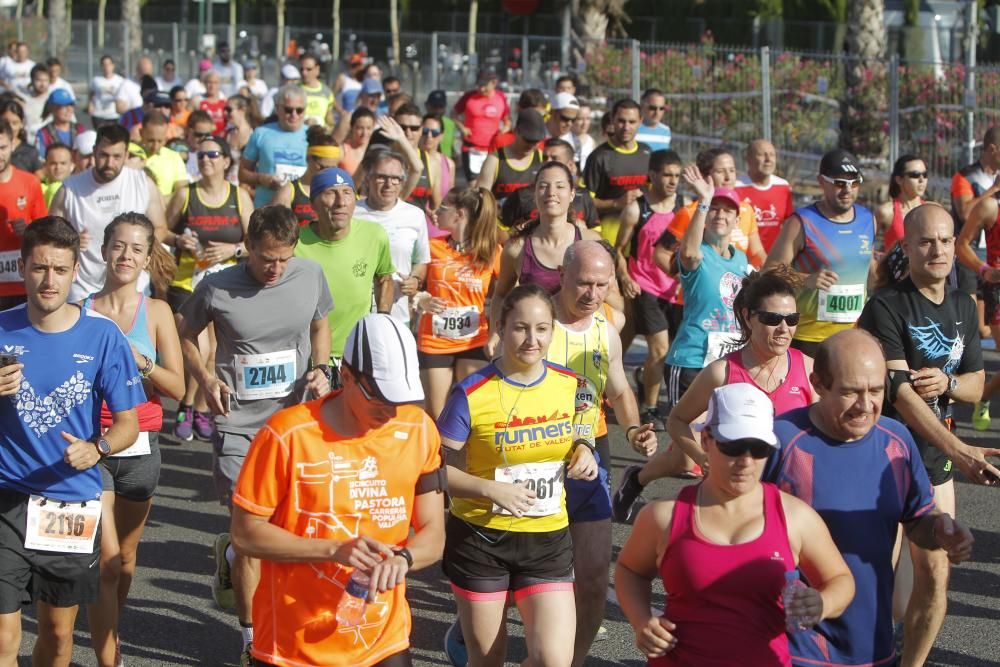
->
[[280, 64, 301, 81], [552, 92, 580, 112], [75, 130, 97, 156], [343, 314, 424, 404], [694, 384, 778, 447]]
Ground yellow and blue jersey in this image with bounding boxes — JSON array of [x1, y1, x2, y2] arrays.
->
[[546, 311, 611, 440], [437, 361, 578, 533]]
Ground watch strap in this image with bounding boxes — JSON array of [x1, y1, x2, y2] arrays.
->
[[393, 546, 413, 568]]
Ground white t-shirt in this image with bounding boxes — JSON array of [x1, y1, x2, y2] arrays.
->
[[116, 78, 144, 110], [241, 78, 269, 105], [211, 60, 245, 97], [574, 133, 596, 170], [50, 77, 75, 98], [353, 198, 431, 324], [19, 92, 49, 143], [184, 78, 207, 100], [90, 74, 124, 120], [156, 75, 181, 92], [1, 58, 35, 94]]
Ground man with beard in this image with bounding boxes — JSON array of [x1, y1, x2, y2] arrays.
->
[[49, 123, 166, 301], [764, 149, 876, 357]]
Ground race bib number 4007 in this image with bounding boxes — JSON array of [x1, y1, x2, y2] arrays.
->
[[818, 284, 865, 323], [24, 495, 101, 554]]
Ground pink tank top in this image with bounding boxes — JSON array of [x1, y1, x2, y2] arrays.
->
[[627, 196, 679, 301], [725, 348, 813, 415], [655, 483, 794, 667], [519, 225, 582, 295]]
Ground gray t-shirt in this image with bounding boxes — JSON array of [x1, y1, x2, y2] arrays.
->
[[180, 257, 333, 435]]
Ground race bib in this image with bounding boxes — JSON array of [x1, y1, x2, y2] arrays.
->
[[817, 284, 865, 323], [0, 249, 20, 283], [192, 260, 231, 290], [111, 431, 151, 458], [432, 306, 479, 339], [235, 349, 296, 400], [24, 495, 101, 554], [492, 461, 565, 517], [704, 331, 743, 367], [274, 163, 306, 185]]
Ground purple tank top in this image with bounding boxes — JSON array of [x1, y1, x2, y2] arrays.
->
[[519, 225, 582, 295]]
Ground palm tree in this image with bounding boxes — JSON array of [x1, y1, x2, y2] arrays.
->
[[841, 0, 887, 164], [572, 0, 630, 42]]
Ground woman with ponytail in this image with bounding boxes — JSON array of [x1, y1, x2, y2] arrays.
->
[[416, 186, 501, 417]]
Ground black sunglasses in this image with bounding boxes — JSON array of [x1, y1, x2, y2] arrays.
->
[[197, 150, 222, 160], [716, 439, 773, 459], [193, 131, 214, 140], [399, 124, 421, 133], [904, 170, 928, 179], [559, 114, 575, 123], [283, 106, 306, 115], [647, 105, 666, 111], [421, 127, 442, 137], [754, 310, 801, 326]]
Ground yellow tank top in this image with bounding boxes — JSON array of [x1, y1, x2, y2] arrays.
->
[[547, 310, 611, 440]]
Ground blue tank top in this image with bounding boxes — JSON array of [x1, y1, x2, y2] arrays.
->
[[792, 203, 875, 343], [83, 294, 155, 360]]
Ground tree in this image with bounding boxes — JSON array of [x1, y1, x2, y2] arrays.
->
[[841, 0, 887, 164], [275, 0, 287, 62], [123, 0, 143, 68], [571, 0, 630, 41], [390, 0, 399, 67], [48, 0, 67, 61]]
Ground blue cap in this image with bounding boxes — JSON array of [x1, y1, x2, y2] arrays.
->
[[310, 167, 355, 201], [361, 78, 383, 96], [47, 88, 75, 107]]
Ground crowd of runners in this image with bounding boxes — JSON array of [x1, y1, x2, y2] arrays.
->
[[0, 36, 998, 667]]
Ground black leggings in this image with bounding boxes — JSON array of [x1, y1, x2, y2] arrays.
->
[[255, 649, 412, 667]]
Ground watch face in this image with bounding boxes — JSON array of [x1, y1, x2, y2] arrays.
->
[[98, 439, 112, 455]]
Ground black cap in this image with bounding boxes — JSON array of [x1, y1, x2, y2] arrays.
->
[[515, 109, 546, 144], [819, 149, 862, 179], [144, 90, 172, 107], [426, 89, 447, 108]]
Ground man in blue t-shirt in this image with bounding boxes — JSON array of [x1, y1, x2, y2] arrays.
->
[[763, 329, 974, 667], [635, 88, 671, 152], [239, 84, 308, 207], [0, 216, 143, 665]]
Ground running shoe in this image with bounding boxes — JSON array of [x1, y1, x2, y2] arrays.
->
[[240, 644, 253, 667], [173, 405, 194, 442], [212, 532, 236, 611], [612, 465, 644, 523], [973, 401, 991, 431], [193, 411, 215, 441], [443, 619, 468, 667]]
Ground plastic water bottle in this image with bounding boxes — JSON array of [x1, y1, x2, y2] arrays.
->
[[782, 570, 808, 633], [184, 229, 210, 269], [335, 571, 370, 627]]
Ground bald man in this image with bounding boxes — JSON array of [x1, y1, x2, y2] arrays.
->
[[858, 203, 999, 666], [736, 138, 794, 252], [550, 240, 655, 665], [764, 329, 974, 667]]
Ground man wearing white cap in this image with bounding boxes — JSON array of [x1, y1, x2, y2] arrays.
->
[[73, 129, 97, 172], [231, 313, 445, 667], [546, 92, 579, 143], [259, 64, 302, 119]]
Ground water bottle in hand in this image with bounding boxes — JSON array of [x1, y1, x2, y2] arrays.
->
[[336, 571, 370, 627], [782, 570, 808, 633]]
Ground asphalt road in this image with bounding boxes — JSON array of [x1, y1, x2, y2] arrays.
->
[[15, 349, 1000, 666]]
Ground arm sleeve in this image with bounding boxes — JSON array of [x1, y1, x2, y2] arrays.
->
[[375, 233, 396, 277], [314, 265, 334, 320], [98, 325, 146, 413], [29, 178, 48, 218], [414, 219, 431, 265], [232, 422, 290, 516], [242, 129, 260, 162], [436, 384, 472, 443], [419, 412, 443, 475], [856, 296, 906, 362]]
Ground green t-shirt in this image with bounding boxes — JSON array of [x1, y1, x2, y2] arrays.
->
[[440, 116, 457, 159], [146, 147, 188, 197], [294, 219, 395, 358]]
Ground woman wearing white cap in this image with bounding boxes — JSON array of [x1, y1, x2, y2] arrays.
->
[[615, 382, 854, 666]]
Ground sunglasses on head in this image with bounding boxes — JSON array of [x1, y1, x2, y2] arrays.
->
[[754, 310, 801, 326], [421, 127, 442, 137], [821, 174, 862, 189], [716, 439, 773, 459], [904, 170, 928, 179], [197, 150, 222, 160], [283, 106, 305, 115]]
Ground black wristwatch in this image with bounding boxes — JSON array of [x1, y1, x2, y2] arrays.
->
[[947, 373, 958, 396], [313, 364, 333, 381], [94, 438, 112, 457], [393, 546, 413, 568]]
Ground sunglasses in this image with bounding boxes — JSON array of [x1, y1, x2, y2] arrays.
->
[[399, 124, 421, 133], [820, 174, 862, 189], [197, 150, 222, 160], [904, 170, 928, 179], [193, 131, 214, 140], [754, 310, 801, 326], [716, 439, 773, 459], [373, 173, 404, 185], [559, 114, 575, 123], [646, 105, 666, 112], [421, 127, 442, 137], [283, 106, 306, 115]]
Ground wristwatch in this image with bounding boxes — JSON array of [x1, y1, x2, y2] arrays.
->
[[234, 244, 245, 259], [313, 364, 333, 381], [393, 546, 414, 568], [94, 438, 112, 457], [947, 374, 958, 396]]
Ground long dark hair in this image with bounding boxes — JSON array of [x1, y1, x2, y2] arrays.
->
[[888, 154, 923, 199], [513, 160, 577, 239], [732, 265, 801, 348]]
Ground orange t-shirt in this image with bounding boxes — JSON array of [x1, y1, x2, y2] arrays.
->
[[417, 239, 501, 354], [232, 399, 442, 667], [666, 199, 759, 261], [0, 168, 48, 296]]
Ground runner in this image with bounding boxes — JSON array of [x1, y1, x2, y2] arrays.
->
[[297, 54, 335, 127], [545, 92, 579, 143], [452, 69, 510, 182], [438, 284, 598, 667], [416, 186, 500, 418], [340, 107, 375, 177], [877, 154, 927, 253], [614, 268, 813, 523], [614, 149, 684, 424], [49, 123, 167, 302], [177, 204, 334, 666], [615, 383, 854, 666], [82, 212, 185, 667], [409, 114, 454, 215], [165, 135, 252, 442], [634, 89, 671, 152], [39, 141, 72, 207], [764, 329, 975, 667], [293, 167, 395, 365], [271, 125, 341, 226], [735, 139, 794, 253], [238, 85, 308, 207], [950, 128, 1000, 307], [475, 109, 546, 208], [764, 149, 876, 357], [230, 313, 446, 667], [0, 117, 47, 310], [583, 98, 651, 244], [0, 216, 143, 667], [858, 204, 999, 666]]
